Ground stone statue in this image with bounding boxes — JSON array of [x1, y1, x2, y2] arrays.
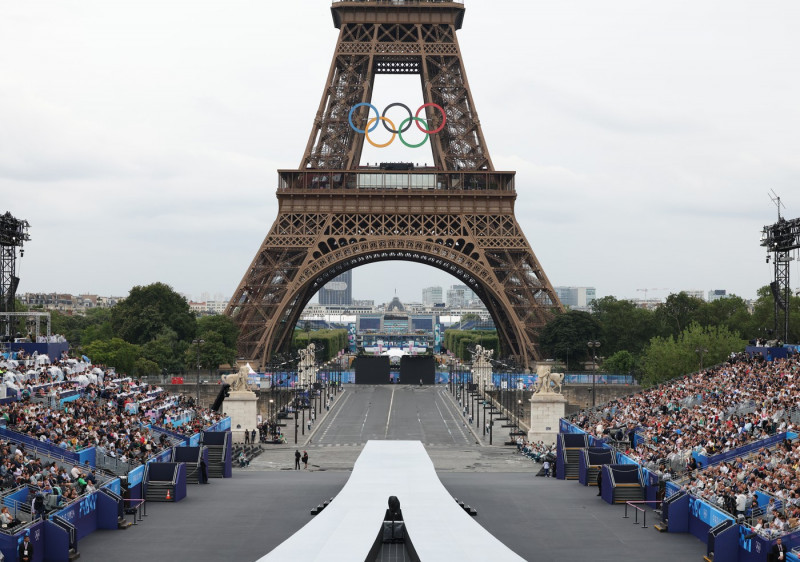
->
[[534, 364, 564, 395], [222, 365, 252, 392], [298, 343, 316, 386], [471, 345, 494, 389]]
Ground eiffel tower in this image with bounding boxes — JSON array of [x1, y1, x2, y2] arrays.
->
[[227, 0, 563, 369]]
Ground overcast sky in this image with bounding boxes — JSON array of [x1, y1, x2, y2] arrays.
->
[[1, 0, 799, 306]]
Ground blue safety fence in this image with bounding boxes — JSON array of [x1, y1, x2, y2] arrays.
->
[[0, 426, 95, 466]]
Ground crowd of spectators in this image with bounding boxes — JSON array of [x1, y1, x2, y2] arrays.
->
[[571, 353, 799, 473], [567, 351, 800, 538], [0, 439, 102, 527]]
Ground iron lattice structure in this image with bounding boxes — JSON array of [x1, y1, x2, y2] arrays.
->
[[0, 212, 30, 316], [761, 216, 800, 342], [227, 1, 563, 369]]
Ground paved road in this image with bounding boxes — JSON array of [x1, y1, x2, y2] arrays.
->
[[313, 385, 474, 446]]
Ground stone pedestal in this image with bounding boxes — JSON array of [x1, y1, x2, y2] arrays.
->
[[224, 391, 259, 443], [528, 393, 566, 446]]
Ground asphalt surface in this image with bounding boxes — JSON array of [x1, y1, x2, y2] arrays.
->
[[76, 385, 707, 561], [313, 385, 473, 446]]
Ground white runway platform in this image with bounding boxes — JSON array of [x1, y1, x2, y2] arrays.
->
[[259, 440, 525, 562]]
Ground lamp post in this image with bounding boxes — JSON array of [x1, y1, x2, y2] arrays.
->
[[192, 338, 204, 405], [695, 347, 708, 371], [587, 340, 601, 408], [269, 398, 274, 439]]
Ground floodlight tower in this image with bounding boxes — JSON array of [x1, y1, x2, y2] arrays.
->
[[760, 193, 800, 343], [0, 212, 31, 322]]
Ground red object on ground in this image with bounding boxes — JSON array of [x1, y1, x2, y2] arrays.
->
[[171, 377, 184, 384]]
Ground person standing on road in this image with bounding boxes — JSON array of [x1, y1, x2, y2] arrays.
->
[[302, 451, 309, 470], [245, 429, 250, 445], [543, 459, 551, 478], [295, 450, 301, 470], [251, 429, 257, 444]]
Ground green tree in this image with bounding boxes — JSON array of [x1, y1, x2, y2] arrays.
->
[[197, 315, 239, 349], [654, 292, 706, 337], [538, 310, 602, 370], [142, 329, 188, 374], [111, 282, 196, 345], [602, 350, 636, 375], [693, 295, 752, 338], [641, 322, 746, 387], [591, 296, 658, 356], [83, 338, 142, 375]]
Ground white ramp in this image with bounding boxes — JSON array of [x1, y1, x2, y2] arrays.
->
[[260, 440, 525, 562]]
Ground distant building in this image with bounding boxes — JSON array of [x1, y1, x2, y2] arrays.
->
[[189, 300, 229, 315], [447, 284, 478, 308], [351, 299, 374, 308], [683, 290, 705, 301], [554, 286, 596, 308], [318, 270, 352, 306], [422, 286, 443, 305], [19, 292, 122, 314], [707, 289, 728, 302]]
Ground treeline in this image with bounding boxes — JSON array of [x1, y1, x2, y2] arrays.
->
[[22, 282, 239, 377], [291, 329, 348, 362], [443, 330, 499, 360], [538, 288, 800, 387]]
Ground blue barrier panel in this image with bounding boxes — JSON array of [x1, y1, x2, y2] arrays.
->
[[96, 489, 121, 530], [102, 477, 121, 496], [3, 485, 30, 509], [693, 432, 790, 468], [188, 433, 201, 447], [688, 496, 733, 543], [50, 492, 99, 541], [77, 448, 95, 467], [127, 465, 145, 500], [665, 492, 689, 533], [0, 520, 46, 562], [555, 437, 566, 480], [44, 518, 71, 562], [709, 522, 739, 562], [174, 462, 187, 501], [600, 465, 614, 504], [738, 525, 773, 562]]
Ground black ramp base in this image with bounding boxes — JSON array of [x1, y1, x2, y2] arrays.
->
[[400, 356, 435, 385], [354, 356, 391, 384]]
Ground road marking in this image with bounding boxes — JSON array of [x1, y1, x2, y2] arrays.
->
[[384, 385, 395, 438], [317, 391, 353, 443]]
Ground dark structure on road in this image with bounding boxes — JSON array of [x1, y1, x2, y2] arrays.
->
[[227, 0, 562, 369]]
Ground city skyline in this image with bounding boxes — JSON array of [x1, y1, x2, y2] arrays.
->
[[2, 1, 799, 307]]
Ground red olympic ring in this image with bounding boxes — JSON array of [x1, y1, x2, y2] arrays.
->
[[415, 103, 446, 134]]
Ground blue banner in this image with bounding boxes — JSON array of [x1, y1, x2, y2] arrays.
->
[[689, 496, 733, 529], [51, 491, 99, 541]]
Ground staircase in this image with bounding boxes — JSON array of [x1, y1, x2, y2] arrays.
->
[[205, 433, 229, 478], [564, 449, 582, 480], [143, 464, 177, 502], [145, 480, 175, 502], [613, 484, 644, 504], [586, 466, 601, 486]]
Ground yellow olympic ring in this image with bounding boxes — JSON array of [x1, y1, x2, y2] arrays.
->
[[364, 117, 396, 148]]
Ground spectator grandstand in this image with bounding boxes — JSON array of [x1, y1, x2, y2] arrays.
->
[[566, 350, 800, 547]]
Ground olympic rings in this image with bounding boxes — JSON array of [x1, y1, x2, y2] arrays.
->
[[415, 103, 446, 134], [381, 103, 413, 134], [348, 102, 446, 147], [397, 117, 429, 148], [364, 117, 396, 148]]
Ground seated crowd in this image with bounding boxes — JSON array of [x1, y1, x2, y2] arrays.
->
[[0, 357, 224, 470], [571, 353, 798, 471], [0, 439, 100, 528], [568, 351, 800, 537]]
